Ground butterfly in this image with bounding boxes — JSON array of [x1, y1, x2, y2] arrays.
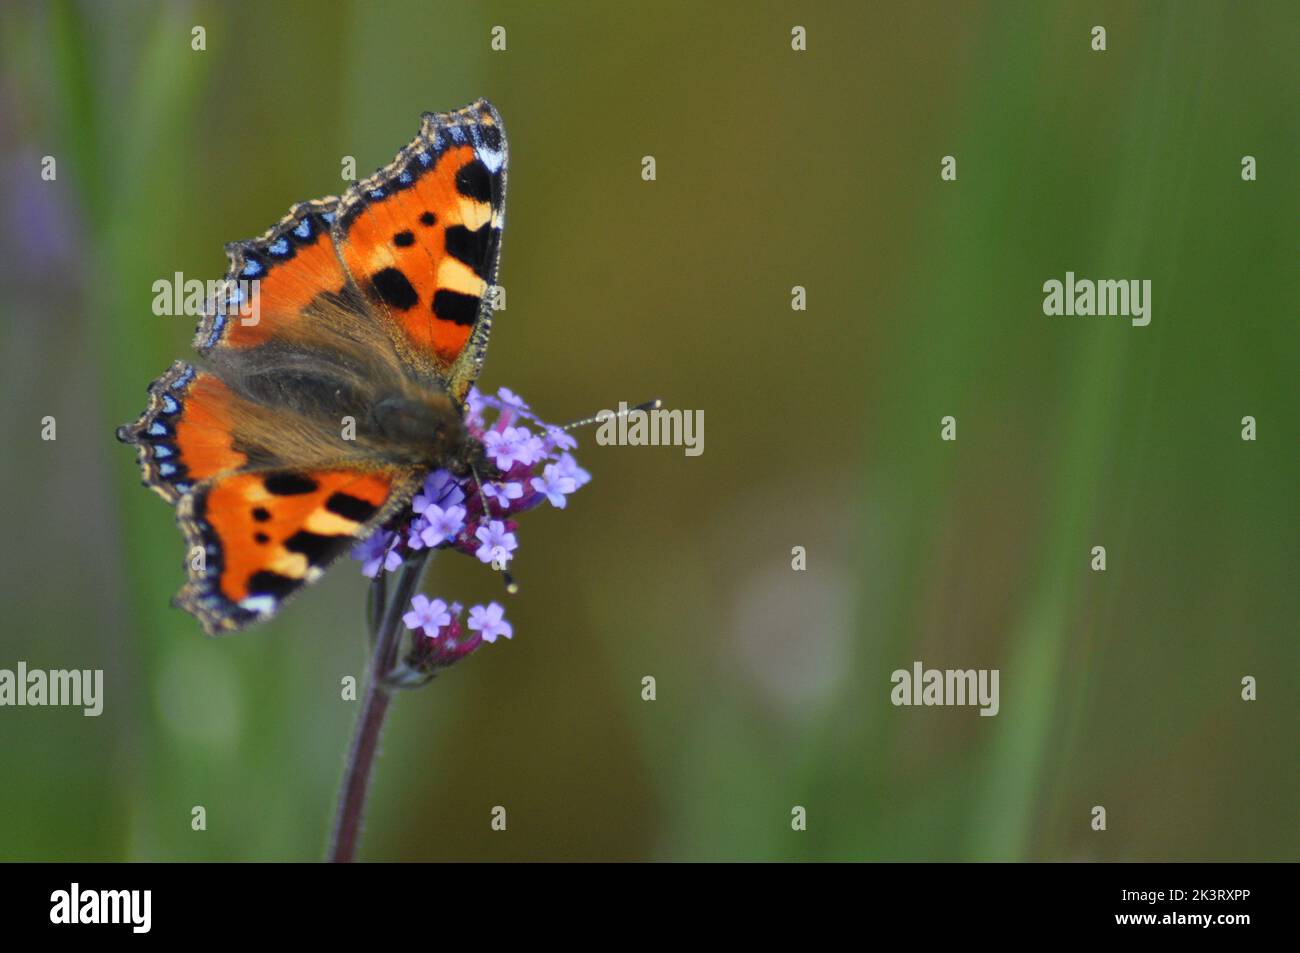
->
[[118, 100, 508, 636]]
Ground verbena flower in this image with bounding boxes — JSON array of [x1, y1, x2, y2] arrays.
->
[[483, 425, 545, 470], [496, 387, 527, 408], [421, 503, 467, 545], [481, 481, 524, 504], [473, 519, 517, 566], [351, 530, 402, 578], [405, 516, 433, 550], [467, 602, 512, 643], [402, 594, 451, 638], [412, 469, 465, 514], [554, 452, 591, 488], [404, 600, 512, 674], [351, 385, 588, 669], [531, 464, 578, 508]]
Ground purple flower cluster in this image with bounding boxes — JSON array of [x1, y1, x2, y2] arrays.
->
[[349, 385, 590, 666], [401, 596, 512, 671]]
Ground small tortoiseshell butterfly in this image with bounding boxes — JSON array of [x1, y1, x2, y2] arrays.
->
[[118, 100, 508, 635]]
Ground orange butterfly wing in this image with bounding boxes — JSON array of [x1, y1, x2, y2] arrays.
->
[[175, 468, 411, 634], [332, 99, 506, 400]]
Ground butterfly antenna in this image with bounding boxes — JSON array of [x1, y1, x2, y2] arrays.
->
[[468, 461, 519, 595], [469, 461, 494, 518], [561, 398, 662, 432]]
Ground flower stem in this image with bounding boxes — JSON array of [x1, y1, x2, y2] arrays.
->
[[328, 670, 391, 863], [328, 550, 430, 863]]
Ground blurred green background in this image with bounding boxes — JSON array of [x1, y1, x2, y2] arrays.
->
[[0, 0, 1295, 861]]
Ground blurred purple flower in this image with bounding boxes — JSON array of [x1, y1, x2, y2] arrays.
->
[[413, 469, 465, 513], [474, 520, 517, 566], [545, 425, 577, 452], [351, 530, 402, 578], [402, 594, 451, 638], [468, 602, 512, 643], [553, 452, 592, 488], [483, 425, 544, 470], [496, 387, 530, 413], [482, 481, 524, 505], [531, 464, 578, 508], [5, 151, 78, 274], [422, 503, 466, 544]]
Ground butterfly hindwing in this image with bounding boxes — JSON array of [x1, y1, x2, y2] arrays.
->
[[176, 466, 419, 635], [121, 357, 424, 634]]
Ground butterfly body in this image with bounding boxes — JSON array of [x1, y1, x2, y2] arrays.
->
[[118, 101, 508, 635], [199, 288, 480, 473]]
